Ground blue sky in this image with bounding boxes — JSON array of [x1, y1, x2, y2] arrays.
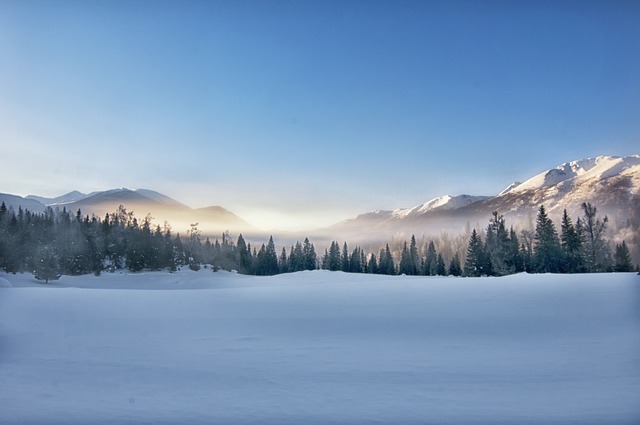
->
[[1, 1, 639, 230]]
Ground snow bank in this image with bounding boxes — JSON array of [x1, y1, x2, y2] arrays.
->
[[1, 270, 639, 424]]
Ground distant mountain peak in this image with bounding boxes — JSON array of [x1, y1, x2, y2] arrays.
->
[[391, 194, 490, 219], [502, 155, 640, 195]]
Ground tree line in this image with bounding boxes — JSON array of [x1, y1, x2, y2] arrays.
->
[[0, 201, 635, 283]]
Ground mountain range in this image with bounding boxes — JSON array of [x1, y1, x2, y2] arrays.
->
[[1, 154, 639, 244], [328, 154, 640, 242], [0, 188, 253, 235]]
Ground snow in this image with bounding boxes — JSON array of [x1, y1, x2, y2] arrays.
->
[[504, 155, 640, 194], [392, 195, 490, 218], [1, 270, 639, 424]]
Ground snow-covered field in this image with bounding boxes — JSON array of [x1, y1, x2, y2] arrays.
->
[[1, 270, 639, 424]]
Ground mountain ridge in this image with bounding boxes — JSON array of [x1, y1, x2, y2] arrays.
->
[[2, 154, 638, 240]]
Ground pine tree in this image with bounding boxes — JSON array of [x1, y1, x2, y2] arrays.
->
[[327, 241, 341, 271], [533, 205, 562, 273], [236, 234, 252, 274], [448, 253, 462, 276], [463, 229, 485, 277], [399, 241, 412, 275], [302, 238, 317, 271], [560, 209, 583, 273], [581, 202, 611, 272], [614, 241, 633, 272], [341, 242, 350, 272], [366, 252, 378, 274], [279, 247, 289, 273], [423, 241, 437, 276], [378, 244, 395, 275], [436, 253, 447, 276], [409, 235, 419, 275], [33, 245, 61, 283], [484, 212, 511, 276]]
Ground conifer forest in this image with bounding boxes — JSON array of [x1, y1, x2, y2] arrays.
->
[[0, 201, 635, 283]]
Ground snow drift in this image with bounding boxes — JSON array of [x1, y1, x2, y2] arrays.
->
[[1, 270, 639, 424]]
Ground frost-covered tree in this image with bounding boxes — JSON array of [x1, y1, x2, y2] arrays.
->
[[33, 245, 61, 283]]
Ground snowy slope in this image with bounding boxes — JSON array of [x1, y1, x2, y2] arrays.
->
[[503, 155, 640, 194], [26, 190, 87, 205], [392, 194, 490, 219], [1, 270, 639, 424]]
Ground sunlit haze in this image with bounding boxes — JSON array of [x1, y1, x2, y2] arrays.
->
[[1, 1, 639, 231]]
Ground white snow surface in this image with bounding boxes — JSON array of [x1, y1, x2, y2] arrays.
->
[[1, 270, 639, 424], [503, 154, 640, 194], [392, 195, 490, 218]]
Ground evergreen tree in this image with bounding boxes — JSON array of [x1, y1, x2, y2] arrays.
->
[[302, 238, 317, 271], [581, 202, 611, 272], [507, 227, 524, 273], [533, 205, 562, 273], [236, 234, 252, 274], [33, 245, 61, 283], [448, 253, 462, 276], [399, 241, 412, 275], [409, 235, 419, 275], [366, 252, 378, 274], [614, 241, 633, 272], [464, 229, 485, 277], [341, 242, 350, 272], [327, 241, 341, 271], [435, 253, 447, 276], [484, 212, 511, 276], [349, 247, 363, 273], [378, 244, 395, 275], [279, 247, 289, 273], [261, 236, 279, 275], [560, 209, 583, 273], [289, 242, 304, 272], [423, 241, 437, 276]]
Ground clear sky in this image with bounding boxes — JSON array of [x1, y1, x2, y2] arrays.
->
[[1, 0, 639, 231]]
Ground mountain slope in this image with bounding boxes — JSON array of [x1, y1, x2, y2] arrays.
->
[[26, 191, 87, 205], [330, 155, 640, 240], [1, 188, 255, 234]]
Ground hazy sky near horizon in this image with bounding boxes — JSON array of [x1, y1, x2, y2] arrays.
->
[[1, 1, 639, 231]]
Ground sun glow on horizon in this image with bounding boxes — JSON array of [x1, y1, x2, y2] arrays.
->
[[238, 208, 345, 233]]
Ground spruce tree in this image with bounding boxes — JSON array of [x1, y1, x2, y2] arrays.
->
[[463, 229, 485, 277], [533, 205, 562, 273], [581, 202, 611, 272], [409, 235, 419, 275], [423, 241, 437, 276], [341, 242, 350, 272], [399, 241, 412, 275], [448, 253, 462, 276], [560, 209, 583, 273], [33, 245, 61, 283], [436, 253, 447, 276], [302, 238, 317, 271], [614, 241, 633, 272]]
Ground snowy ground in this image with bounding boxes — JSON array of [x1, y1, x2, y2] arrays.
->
[[1, 270, 639, 424]]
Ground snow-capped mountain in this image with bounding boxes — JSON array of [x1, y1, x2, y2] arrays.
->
[[391, 195, 491, 219], [331, 155, 640, 239], [501, 155, 640, 195]]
